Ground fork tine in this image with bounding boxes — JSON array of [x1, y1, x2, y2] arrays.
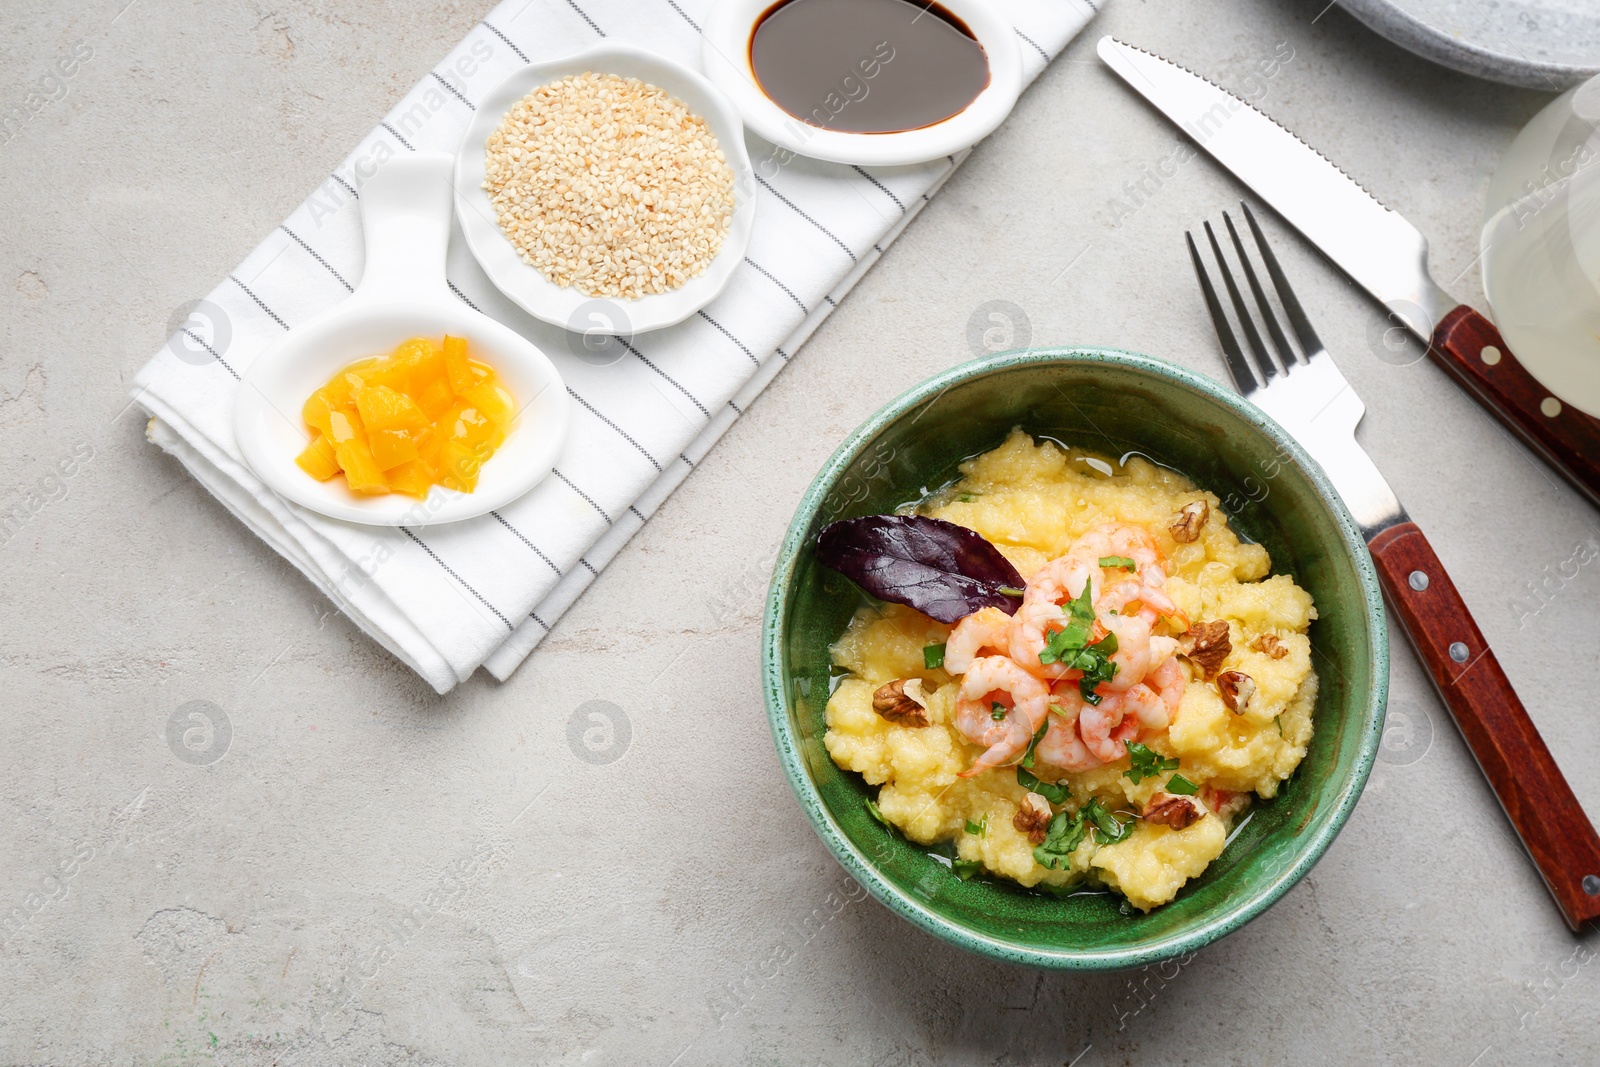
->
[[1240, 202, 1324, 357], [1204, 221, 1277, 383], [1186, 230, 1258, 394], [1223, 211, 1298, 370]]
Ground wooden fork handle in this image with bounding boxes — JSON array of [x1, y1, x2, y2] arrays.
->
[[1430, 306, 1600, 511], [1369, 521, 1600, 931]]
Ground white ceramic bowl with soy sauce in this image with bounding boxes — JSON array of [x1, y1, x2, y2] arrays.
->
[[701, 0, 1023, 167]]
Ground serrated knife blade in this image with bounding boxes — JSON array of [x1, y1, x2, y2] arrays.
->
[[1097, 36, 1453, 335]]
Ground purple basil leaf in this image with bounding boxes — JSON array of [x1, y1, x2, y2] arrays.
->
[[815, 515, 1026, 624]]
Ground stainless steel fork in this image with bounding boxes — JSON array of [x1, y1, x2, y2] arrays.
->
[[1189, 203, 1600, 931]]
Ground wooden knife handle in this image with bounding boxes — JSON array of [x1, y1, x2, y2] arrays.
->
[[1369, 521, 1600, 930], [1430, 305, 1600, 510]]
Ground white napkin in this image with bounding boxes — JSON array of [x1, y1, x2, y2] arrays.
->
[[131, 0, 1105, 693]]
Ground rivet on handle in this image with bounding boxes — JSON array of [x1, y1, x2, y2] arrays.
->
[[1585, 875, 1600, 897], [1541, 397, 1563, 418], [1408, 570, 1429, 591], [1480, 345, 1501, 366], [1449, 642, 1469, 663]]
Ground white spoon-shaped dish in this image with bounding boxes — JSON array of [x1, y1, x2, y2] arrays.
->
[[234, 152, 570, 526], [452, 43, 757, 335]]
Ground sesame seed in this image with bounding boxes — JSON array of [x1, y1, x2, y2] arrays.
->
[[482, 72, 736, 300]]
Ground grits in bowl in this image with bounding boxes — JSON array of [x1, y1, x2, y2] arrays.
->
[[823, 430, 1318, 911]]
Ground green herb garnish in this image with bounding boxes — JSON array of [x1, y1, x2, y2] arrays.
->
[[990, 701, 1007, 721], [953, 858, 983, 880], [1033, 809, 1089, 870], [965, 815, 988, 836], [1099, 555, 1137, 570], [866, 797, 892, 828], [923, 643, 946, 670], [998, 586, 1025, 597], [1020, 719, 1050, 769], [1080, 797, 1132, 844], [1165, 774, 1199, 796], [1037, 580, 1121, 704], [1017, 766, 1070, 806], [1123, 741, 1180, 785], [957, 493, 978, 503], [1275, 714, 1284, 737]]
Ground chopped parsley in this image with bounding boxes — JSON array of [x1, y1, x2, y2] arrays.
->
[[1165, 773, 1199, 796], [1020, 719, 1050, 769], [952, 858, 983, 880], [957, 493, 979, 503], [1034, 810, 1088, 870], [865, 797, 892, 828], [990, 701, 1007, 721], [923, 643, 946, 670], [1275, 714, 1284, 737], [1099, 555, 1138, 570], [1080, 797, 1133, 844], [1031, 797, 1133, 869], [965, 815, 988, 836], [1123, 741, 1180, 784], [1017, 766, 1070, 806], [1036, 581, 1121, 704]]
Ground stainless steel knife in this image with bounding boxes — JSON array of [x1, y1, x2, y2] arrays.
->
[[1098, 35, 1600, 512]]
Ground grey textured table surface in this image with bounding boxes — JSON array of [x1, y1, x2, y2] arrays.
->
[[4, 0, 1599, 1064]]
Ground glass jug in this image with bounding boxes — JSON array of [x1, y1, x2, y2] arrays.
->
[[1481, 77, 1600, 418]]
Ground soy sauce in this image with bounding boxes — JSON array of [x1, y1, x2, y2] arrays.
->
[[750, 0, 990, 134]]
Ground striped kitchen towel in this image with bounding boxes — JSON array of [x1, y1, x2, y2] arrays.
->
[[131, 0, 1104, 693]]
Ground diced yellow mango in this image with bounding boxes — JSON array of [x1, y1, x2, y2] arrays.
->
[[294, 434, 341, 481], [356, 384, 428, 434], [384, 460, 435, 498], [326, 409, 359, 445], [369, 428, 418, 471], [438, 440, 483, 493], [461, 381, 515, 428], [302, 391, 335, 437], [299, 335, 513, 498], [444, 335, 474, 394], [332, 432, 388, 495]]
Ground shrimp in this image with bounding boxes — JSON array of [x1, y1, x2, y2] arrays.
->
[[1007, 597, 1076, 680], [1008, 556, 1094, 678], [952, 656, 1050, 777], [1096, 579, 1190, 631], [1099, 612, 1154, 692], [1141, 655, 1187, 729], [1078, 688, 1145, 763], [1025, 555, 1093, 606], [1035, 683, 1103, 771], [1067, 522, 1170, 591], [945, 607, 1014, 674]]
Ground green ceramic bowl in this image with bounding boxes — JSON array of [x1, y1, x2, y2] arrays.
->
[[761, 347, 1388, 970]]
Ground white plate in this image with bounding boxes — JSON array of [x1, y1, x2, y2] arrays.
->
[[235, 153, 570, 527], [700, 0, 1023, 167], [1337, 0, 1600, 89], [453, 44, 757, 336]]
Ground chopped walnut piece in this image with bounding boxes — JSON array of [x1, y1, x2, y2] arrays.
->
[[1170, 499, 1210, 543], [1012, 792, 1052, 844], [1217, 670, 1257, 714], [1178, 620, 1232, 679], [1251, 633, 1289, 659], [1143, 792, 1206, 830], [872, 678, 931, 727]]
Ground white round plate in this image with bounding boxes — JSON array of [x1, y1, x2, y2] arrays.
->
[[1337, 0, 1600, 89], [453, 44, 757, 336], [236, 153, 570, 527], [700, 0, 1023, 167]]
